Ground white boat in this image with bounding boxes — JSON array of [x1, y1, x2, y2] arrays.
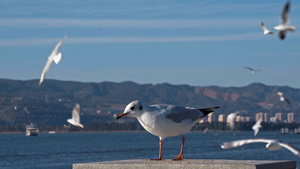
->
[[48, 131, 56, 134], [25, 123, 39, 136], [280, 127, 289, 134]]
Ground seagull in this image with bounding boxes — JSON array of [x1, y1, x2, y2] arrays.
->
[[116, 100, 220, 160], [277, 92, 291, 105], [221, 138, 300, 157], [273, 0, 295, 40], [244, 67, 261, 73], [261, 22, 273, 35], [227, 111, 239, 130], [252, 117, 262, 136], [67, 103, 84, 128], [39, 35, 68, 85]]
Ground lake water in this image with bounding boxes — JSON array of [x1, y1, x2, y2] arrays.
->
[[0, 131, 299, 169]]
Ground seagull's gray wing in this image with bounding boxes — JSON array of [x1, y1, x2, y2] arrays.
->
[[261, 22, 268, 31], [285, 98, 291, 105], [221, 139, 276, 149], [244, 66, 254, 71], [278, 142, 300, 157], [165, 106, 201, 123], [281, 1, 290, 25], [52, 35, 68, 55], [72, 104, 80, 123]]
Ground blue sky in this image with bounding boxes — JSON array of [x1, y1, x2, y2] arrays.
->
[[0, 0, 300, 88]]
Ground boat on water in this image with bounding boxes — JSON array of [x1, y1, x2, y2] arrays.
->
[[48, 131, 56, 134], [295, 127, 300, 134], [25, 123, 39, 136]]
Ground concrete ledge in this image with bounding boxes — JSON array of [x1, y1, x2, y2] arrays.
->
[[73, 159, 297, 169]]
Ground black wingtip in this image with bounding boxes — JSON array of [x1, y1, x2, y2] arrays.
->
[[198, 106, 220, 118]]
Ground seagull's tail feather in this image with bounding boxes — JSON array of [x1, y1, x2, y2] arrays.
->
[[198, 106, 220, 118]]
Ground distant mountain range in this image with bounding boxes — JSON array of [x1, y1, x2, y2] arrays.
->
[[0, 78, 299, 126]]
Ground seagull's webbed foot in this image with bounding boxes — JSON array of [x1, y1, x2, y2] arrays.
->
[[150, 157, 164, 161], [172, 134, 185, 161], [172, 154, 183, 161]]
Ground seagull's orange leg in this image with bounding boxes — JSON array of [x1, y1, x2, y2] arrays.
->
[[173, 134, 185, 161], [150, 138, 164, 160]]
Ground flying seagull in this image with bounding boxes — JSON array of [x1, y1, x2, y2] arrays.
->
[[273, 0, 295, 40], [116, 100, 220, 160], [39, 35, 68, 85], [67, 103, 84, 128], [244, 67, 261, 73], [221, 138, 300, 157], [277, 92, 291, 105], [261, 22, 273, 35], [227, 111, 239, 130], [252, 117, 262, 136]]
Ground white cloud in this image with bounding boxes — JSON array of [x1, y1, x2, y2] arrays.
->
[[0, 18, 270, 29], [0, 33, 262, 47]]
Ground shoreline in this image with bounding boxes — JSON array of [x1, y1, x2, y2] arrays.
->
[[0, 130, 283, 135]]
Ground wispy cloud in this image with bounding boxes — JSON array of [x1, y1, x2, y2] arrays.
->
[[0, 18, 269, 29], [0, 33, 263, 47]]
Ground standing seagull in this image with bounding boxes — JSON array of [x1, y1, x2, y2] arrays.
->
[[221, 139, 300, 157], [277, 92, 291, 105], [273, 0, 295, 40], [244, 67, 261, 73], [252, 117, 262, 136], [116, 100, 220, 160], [67, 103, 84, 128], [39, 35, 68, 85], [261, 22, 273, 35]]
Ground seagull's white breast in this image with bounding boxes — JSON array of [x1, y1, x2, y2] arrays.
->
[[137, 111, 196, 140]]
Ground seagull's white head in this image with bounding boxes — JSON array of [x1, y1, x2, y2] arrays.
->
[[116, 100, 145, 119]]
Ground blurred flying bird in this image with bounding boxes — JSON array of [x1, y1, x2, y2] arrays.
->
[[221, 138, 300, 157], [39, 35, 68, 85], [227, 111, 239, 130], [67, 103, 84, 128], [244, 67, 261, 73], [277, 92, 291, 105], [260, 22, 273, 35], [252, 117, 262, 136], [273, 0, 295, 40]]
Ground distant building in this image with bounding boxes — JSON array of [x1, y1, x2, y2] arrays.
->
[[236, 115, 245, 122], [256, 113, 263, 121], [218, 114, 225, 122], [287, 112, 294, 123], [264, 113, 268, 123], [270, 116, 277, 123], [207, 112, 217, 123], [207, 113, 212, 123], [244, 116, 251, 122], [275, 113, 283, 122]]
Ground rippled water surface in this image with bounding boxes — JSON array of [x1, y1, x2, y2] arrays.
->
[[0, 131, 299, 169]]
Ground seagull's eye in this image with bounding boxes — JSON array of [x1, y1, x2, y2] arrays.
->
[[130, 107, 134, 111], [139, 106, 143, 111]]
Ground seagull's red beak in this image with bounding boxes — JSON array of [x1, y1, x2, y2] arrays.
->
[[116, 112, 128, 119], [265, 148, 268, 150]]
